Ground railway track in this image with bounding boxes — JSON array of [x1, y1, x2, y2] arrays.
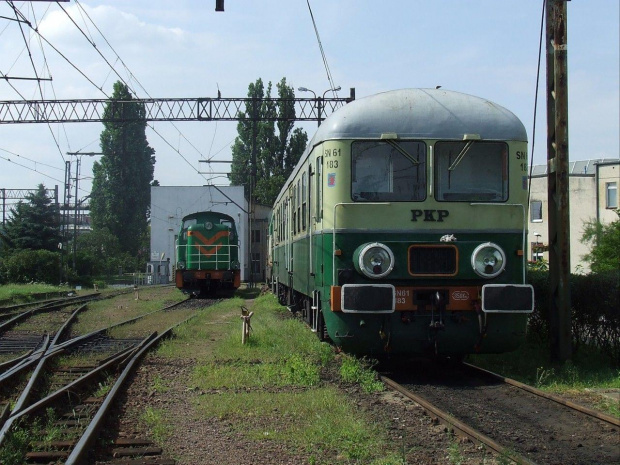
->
[[0, 294, 209, 464], [380, 360, 619, 465]]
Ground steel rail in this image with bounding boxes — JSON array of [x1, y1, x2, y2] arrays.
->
[[0, 293, 100, 334], [49, 303, 87, 348], [0, 341, 141, 448], [381, 375, 538, 465], [0, 333, 49, 384], [0, 347, 34, 372], [463, 363, 620, 427], [67, 313, 200, 464], [0, 297, 195, 455], [2, 306, 89, 420]]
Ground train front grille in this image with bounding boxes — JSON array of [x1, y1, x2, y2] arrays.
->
[[408, 245, 457, 276]]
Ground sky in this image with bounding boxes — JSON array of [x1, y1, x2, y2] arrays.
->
[[0, 0, 618, 205]]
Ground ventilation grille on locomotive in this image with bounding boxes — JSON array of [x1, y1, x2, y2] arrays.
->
[[408, 245, 457, 276]]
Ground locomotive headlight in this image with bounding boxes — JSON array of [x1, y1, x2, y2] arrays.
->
[[205, 222, 213, 230], [177, 261, 186, 270], [471, 242, 506, 278], [230, 260, 240, 270], [354, 242, 395, 279]]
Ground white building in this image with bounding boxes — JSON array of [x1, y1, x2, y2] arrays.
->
[[150, 185, 271, 284], [528, 159, 619, 273]]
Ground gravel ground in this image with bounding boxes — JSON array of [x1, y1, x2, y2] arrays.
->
[[99, 355, 504, 465], [94, 297, 617, 465]]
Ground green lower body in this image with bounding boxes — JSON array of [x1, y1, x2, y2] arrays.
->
[[321, 307, 527, 356]]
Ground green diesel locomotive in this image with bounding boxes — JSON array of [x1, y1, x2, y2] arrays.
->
[[175, 211, 241, 296], [268, 88, 534, 356]]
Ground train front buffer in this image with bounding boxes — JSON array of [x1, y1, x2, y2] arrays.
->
[[324, 236, 534, 356]]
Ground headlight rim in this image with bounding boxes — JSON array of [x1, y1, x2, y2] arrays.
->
[[356, 242, 395, 279], [471, 242, 506, 279]]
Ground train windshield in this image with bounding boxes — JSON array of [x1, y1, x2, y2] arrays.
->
[[351, 141, 427, 201], [182, 218, 197, 230], [434, 141, 508, 202]]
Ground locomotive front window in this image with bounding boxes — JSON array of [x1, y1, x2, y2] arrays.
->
[[351, 141, 426, 202], [434, 141, 508, 202], [182, 218, 197, 230]]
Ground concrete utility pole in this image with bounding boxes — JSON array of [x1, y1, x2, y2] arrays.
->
[[546, 0, 572, 362]]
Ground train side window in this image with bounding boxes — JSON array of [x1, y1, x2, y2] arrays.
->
[[292, 185, 297, 234], [302, 172, 307, 231], [297, 179, 301, 233], [316, 156, 323, 220]]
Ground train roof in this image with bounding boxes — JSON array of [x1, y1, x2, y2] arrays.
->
[[274, 89, 527, 206], [182, 211, 235, 222], [310, 88, 527, 145]]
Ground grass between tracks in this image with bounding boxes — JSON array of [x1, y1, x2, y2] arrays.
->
[[468, 338, 620, 417], [155, 291, 403, 465], [0, 283, 72, 303]]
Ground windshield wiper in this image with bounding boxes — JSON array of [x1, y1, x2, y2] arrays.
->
[[384, 140, 420, 165], [448, 140, 475, 171]]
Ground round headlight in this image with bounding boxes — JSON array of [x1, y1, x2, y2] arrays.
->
[[205, 222, 213, 230], [230, 260, 240, 270], [471, 242, 506, 278], [354, 242, 395, 279], [177, 261, 186, 270]]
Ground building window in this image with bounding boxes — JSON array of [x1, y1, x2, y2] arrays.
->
[[251, 229, 261, 243], [606, 182, 618, 209], [530, 200, 543, 222], [252, 253, 261, 274]]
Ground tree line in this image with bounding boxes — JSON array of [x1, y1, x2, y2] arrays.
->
[[0, 77, 308, 286]]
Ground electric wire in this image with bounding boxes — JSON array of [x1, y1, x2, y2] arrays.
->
[[0, 146, 65, 173], [527, 0, 546, 209], [8, 4, 109, 97], [10, 1, 67, 163], [0, 153, 64, 184], [73, 0, 208, 163], [306, 0, 338, 97]]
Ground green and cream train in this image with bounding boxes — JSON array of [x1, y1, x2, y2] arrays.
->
[[268, 88, 534, 356]]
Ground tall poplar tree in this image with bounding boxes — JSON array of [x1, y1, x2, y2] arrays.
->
[[90, 81, 155, 258], [229, 78, 308, 205]]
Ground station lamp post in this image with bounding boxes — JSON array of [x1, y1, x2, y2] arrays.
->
[[298, 86, 341, 126]]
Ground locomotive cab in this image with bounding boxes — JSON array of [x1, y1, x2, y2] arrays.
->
[[175, 212, 241, 296]]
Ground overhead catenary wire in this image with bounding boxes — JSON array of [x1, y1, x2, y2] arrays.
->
[[7, 4, 109, 98], [306, 0, 339, 97], [72, 0, 209, 164], [9, 1, 68, 164], [527, 0, 547, 208]]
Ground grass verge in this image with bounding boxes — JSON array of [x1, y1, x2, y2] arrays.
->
[[156, 292, 404, 464], [0, 283, 71, 303]]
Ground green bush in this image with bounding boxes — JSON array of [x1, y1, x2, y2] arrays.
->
[[1, 249, 61, 285], [528, 270, 619, 363]]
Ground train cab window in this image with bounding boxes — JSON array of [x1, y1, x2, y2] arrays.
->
[[351, 141, 426, 202], [434, 141, 508, 202], [182, 218, 197, 230]]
